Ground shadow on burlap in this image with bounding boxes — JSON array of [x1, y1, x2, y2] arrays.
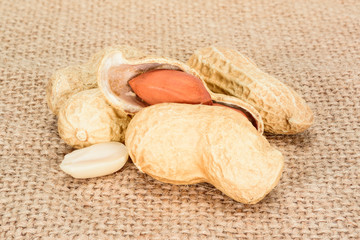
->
[[0, 0, 359, 239]]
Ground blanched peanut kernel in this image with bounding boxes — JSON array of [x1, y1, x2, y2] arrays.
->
[[60, 142, 128, 178]]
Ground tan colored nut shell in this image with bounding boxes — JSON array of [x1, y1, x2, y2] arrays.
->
[[97, 50, 264, 133], [58, 88, 131, 149], [125, 103, 284, 204], [47, 45, 147, 115], [187, 46, 314, 134]]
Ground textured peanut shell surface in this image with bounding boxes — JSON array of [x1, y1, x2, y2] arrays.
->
[[125, 103, 284, 204], [188, 46, 314, 134], [46, 45, 146, 115], [58, 88, 131, 149]]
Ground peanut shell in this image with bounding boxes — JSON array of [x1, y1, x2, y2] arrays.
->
[[58, 88, 131, 149], [187, 46, 314, 134], [47, 45, 147, 115], [97, 50, 264, 133], [125, 103, 284, 204]]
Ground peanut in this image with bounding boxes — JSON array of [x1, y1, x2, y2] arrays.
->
[[125, 103, 284, 204], [127, 70, 259, 129], [47, 45, 147, 115], [129, 69, 212, 105], [48, 46, 147, 148], [188, 46, 314, 134], [98, 51, 264, 133], [60, 142, 128, 178], [57, 88, 131, 149]]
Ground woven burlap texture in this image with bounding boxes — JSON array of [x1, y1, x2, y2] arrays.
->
[[1, 0, 359, 239]]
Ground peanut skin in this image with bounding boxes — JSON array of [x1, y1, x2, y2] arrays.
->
[[125, 103, 284, 204], [129, 69, 213, 105], [128, 69, 253, 124], [212, 102, 248, 120]]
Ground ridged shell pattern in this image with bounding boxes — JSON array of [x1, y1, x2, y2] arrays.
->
[[57, 89, 131, 148], [188, 46, 314, 134], [126, 103, 284, 204]]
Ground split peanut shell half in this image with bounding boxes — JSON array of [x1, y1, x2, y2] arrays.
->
[[97, 50, 264, 133], [126, 103, 284, 204], [47, 45, 147, 115], [188, 46, 314, 134]]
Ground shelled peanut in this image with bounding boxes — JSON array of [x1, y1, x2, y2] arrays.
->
[[60, 142, 129, 178]]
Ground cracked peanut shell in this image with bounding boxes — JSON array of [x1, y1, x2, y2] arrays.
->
[[97, 50, 264, 133], [47, 45, 147, 115], [125, 103, 284, 204], [187, 46, 314, 134]]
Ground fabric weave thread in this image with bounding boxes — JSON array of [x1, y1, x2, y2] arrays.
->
[[0, 0, 359, 238]]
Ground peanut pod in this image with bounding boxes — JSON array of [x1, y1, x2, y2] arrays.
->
[[187, 46, 314, 134], [58, 88, 131, 149], [97, 50, 264, 133], [125, 103, 284, 204], [47, 45, 147, 115]]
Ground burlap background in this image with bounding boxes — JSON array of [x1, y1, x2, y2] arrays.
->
[[1, 0, 359, 239]]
